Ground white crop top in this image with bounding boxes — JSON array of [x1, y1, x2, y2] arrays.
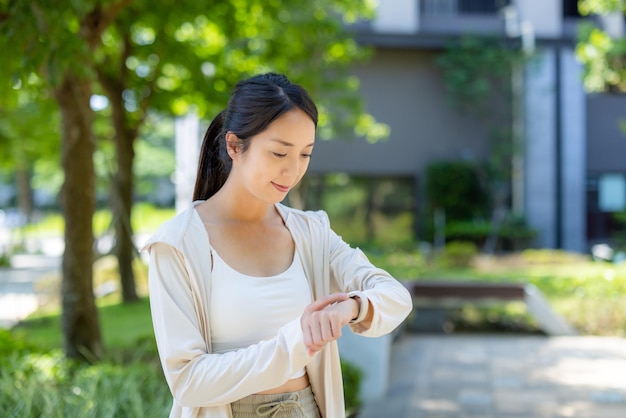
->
[[209, 246, 312, 378]]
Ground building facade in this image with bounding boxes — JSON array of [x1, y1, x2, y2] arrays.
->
[[308, 0, 626, 252]]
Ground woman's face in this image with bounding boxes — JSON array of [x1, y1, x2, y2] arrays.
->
[[228, 108, 316, 203]]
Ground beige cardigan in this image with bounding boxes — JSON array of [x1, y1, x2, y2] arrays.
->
[[143, 202, 412, 418]]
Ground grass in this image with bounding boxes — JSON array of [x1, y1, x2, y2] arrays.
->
[[368, 246, 626, 336], [6, 246, 626, 418], [19, 203, 175, 237], [0, 348, 171, 418], [12, 246, 626, 351], [12, 297, 154, 353]]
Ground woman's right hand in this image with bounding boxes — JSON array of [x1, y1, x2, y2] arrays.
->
[[301, 293, 352, 355]]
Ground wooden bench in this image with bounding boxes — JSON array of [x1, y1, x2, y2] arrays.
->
[[403, 280, 577, 336]]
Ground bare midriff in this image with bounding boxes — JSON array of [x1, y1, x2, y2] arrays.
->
[[255, 373, 310, 395]]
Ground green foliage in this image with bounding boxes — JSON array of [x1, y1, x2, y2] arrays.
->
[[425, 160, 489, 221], [576, 1, 626, 93], [0, 330, 36, 360], [340, 358, 362, 415], [13, 295, 362, 415], [301, 174, 416, 249], [13, 298, 154, 352], [90, 0, 387, 143], [0, 351, 171, 418], [435, 36, 529, 225], [366, 249, 426, 280], [20, 204, 175, 237], [576, 21, 626, 92], [445, 218, 536, 250], [448, 303, 543, 334], [439, 241, 478, 269], [578, 0, 625, 15], [436, 36, 524, 116], [0, 252, 10, 267]]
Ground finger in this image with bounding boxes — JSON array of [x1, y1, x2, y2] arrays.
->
[[320, 317, 335, 342], [302, 321, 314, 351], [305, 293, 349, 313], [309, 314, 323, 346]]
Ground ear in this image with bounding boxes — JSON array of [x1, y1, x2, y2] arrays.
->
[[225, 132, 242, 158]]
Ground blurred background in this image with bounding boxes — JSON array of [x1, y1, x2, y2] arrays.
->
[[1, 1, 626, 416]]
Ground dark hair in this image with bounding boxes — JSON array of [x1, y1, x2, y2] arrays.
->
[[193, 73, 318, 201]]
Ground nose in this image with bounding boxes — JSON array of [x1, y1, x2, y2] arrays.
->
[[282, 155, 304, 179]]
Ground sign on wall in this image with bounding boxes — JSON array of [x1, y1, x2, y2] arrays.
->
[[599, 173, 626, 212]]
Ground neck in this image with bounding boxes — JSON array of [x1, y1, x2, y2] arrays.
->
[[209, 182, 276, 224]]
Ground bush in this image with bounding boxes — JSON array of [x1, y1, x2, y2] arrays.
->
[[0, 330, 35, 360], [445, 219, 536, 250], [0, 351, 171, 418], [0, 252, 10, 267], [341, 358, 362, 416], [440, 241, 478, 269], [425, 161, 489, 222]]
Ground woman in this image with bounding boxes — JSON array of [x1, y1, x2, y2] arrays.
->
[[143, 73, 412, 418]]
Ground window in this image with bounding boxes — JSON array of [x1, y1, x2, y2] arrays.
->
[[422, 0, 511, 16]]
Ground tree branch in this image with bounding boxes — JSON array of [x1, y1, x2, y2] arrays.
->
[[80, 0, 133, 50]]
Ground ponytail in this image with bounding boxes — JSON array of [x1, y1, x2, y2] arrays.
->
[[193, 111, 231, 201]]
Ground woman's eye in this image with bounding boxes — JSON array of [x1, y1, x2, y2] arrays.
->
[[272, 152, 287, 158], [302, 153, 312, 158]]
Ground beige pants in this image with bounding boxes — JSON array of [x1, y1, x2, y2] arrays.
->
[[230, 386, 321, 418]]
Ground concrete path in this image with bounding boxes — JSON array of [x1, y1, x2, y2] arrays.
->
[[359, 334, 626, 418], [0, 254, 60, 328]]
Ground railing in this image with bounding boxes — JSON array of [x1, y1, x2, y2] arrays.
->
[[422, 0, 511, 16]]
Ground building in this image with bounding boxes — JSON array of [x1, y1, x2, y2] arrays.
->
[[307, 0, 626, 252]]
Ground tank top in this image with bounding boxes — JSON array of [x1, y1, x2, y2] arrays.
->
[[209, 246, 312, 378]]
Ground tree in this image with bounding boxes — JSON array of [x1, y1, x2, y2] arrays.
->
[[0, 85, 60, 223], [0, 0, 132, 361], [1, 0, 386, 360], [436, 36, 527, 252], [576, 0, 626, 92], [90, 0, 387, 302]]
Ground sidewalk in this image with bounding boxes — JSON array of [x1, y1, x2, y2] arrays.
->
[[0, 254, 60, 328], [358, 333, 626, 418]]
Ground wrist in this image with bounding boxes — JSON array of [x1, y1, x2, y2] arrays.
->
[[348, 292, 368, 324], [349, 296, 360, 321]]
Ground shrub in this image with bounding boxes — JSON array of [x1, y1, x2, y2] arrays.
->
[[425, 161, 489, 222], [0, 329, 35, 360], [341, 358, 362, 416], [445, 219, 536, 250], [0, 352, 171, 418], [440, 241, 478, 269], [0, 252, 10, 267]]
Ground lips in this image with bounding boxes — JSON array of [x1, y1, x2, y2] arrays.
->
[[272, 182, 290, 193]]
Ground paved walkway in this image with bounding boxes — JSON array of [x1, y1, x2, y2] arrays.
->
[[359, 333, 626, 418], [0, 254, 60, 328]]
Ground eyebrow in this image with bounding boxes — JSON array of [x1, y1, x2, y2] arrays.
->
[[271, 139, 315, 147]]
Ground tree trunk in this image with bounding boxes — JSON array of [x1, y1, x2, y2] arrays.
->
[[364, 178, 377, 242], [113, 125, 138, 302], [54, 72, 103, 361], [105, 77, 138, 303], [15, 167, 33, 223]]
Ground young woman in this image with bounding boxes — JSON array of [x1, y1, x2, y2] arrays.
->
[[143, 73, 412, 418]]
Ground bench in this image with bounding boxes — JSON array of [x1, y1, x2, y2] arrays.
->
[[403, 280, 577, 336]]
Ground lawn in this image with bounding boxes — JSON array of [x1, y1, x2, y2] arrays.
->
[[11, 297, 155, 353]]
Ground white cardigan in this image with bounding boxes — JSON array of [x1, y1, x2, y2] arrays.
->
[[143, 202, 413, 418]]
